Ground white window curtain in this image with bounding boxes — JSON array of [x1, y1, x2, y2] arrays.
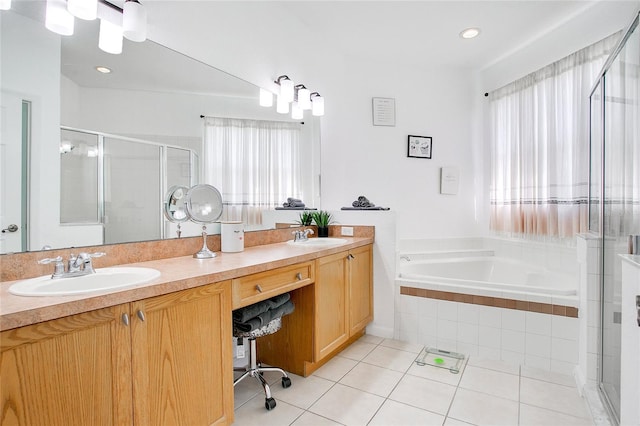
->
[[203, 117, 302, 226], [489, 33, 620, 239]]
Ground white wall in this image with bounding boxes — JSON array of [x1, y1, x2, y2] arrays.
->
[[318, 57, 484, 241], [1, 12, 102, 250]]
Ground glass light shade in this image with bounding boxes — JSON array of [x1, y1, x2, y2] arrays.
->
[[291, 102, 303, 120], [67, 0, 97, 20], [311, 96, 325, 116], [259, 88, 273, 107], [99, 19, 123, 55], [46, 0, 75, 36], [279, 78, 294, 103], [0, 0, 11, 11], [297, 88, 311, 110], [276, 94, 289, 114], [123, 0, 147, 42]]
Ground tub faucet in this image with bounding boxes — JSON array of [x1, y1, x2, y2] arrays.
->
[[38, 252, 106, 279], [292, 228, 314, 242], [400, 255, 411, 261]]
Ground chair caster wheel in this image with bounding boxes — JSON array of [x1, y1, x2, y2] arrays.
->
[[282, 376, 292, 388], [265, 398, 276, 410]]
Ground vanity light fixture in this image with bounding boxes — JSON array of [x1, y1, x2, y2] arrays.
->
[[46, 0, 75, 36], [123, 0, 147, 42], [291, 102, 304, 120], [67, 0, 98, 21], [259, 88, 273, 107], [37, 0, 148, 54], [0, 0, 11, 11], [275, 75, 295, 103], [98, 18, 123, 54], [95, 65, 112, 73], [269, 75, 324, 117], [310, 92, 325, 117], [460, 27, 481, 39], [276, 94, 289, 114], [59, 141, 75, 154], [295, 84, 312, 110]]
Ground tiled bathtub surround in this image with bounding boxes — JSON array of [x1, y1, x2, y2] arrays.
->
[[395, 293, 579, 375], [400, 287, 579, 318], [395, 237, 580, 375]]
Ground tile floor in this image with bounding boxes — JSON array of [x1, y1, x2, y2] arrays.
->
[[233, 334, 596, 425]]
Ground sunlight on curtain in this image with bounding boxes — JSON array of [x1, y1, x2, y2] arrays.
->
[[203, 117, 302, 226], [489, 33, 620, 239]]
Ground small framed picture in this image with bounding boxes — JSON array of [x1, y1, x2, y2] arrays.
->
[[407, 135, 432, 159]]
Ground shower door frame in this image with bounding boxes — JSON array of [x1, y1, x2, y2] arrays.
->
[[588, 11, 639, 426]]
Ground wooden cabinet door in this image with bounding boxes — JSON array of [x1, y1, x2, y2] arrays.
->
[[0, 304, 132, 426], [349, 245, 374, 335], [130, 282, 233, 426], [314, 252, 349, 360]]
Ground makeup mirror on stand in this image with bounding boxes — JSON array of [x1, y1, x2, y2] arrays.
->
[[185, 184, 223, 258], [163, 186, 190, 238]]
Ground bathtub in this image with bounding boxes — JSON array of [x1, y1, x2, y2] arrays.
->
[[398, 256, 577, 301]]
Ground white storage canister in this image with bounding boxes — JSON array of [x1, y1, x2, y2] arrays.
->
[[221, 221, 244, 252]]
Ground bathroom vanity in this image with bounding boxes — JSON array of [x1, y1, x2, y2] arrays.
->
[[0, 231, 373, 425]]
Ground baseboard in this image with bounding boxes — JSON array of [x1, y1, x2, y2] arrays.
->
[[365, 324, 393, 338]]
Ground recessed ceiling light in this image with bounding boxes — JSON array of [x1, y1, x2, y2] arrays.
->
[[460, 28, 481, 39], [95, 66, 112, 74]]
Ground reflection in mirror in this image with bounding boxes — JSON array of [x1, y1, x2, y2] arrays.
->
[[186, 184, 223, 259], [60, 129, 99, 224], [0, 4, 320, 255], [164, 185, 190, 238]]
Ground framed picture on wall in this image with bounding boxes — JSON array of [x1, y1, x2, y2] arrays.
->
[[407, 135, 432, 159]]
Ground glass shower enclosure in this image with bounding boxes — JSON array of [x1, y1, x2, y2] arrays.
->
[[589, 11, 639, 424], [60, 128, 197, 245]]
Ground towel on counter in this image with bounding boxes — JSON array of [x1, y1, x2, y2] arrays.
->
[[233, 293, 295, 332], [282, 197, 306, 208]]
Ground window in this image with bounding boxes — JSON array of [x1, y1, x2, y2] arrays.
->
[[488, 33, 619, 238], [203, 117, 302, 226]]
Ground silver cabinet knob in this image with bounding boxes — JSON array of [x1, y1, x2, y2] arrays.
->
[[296, 272, 303, 280], [122, 313, 130, 326], [347, 254, 355, 260], [137, 310, 146, 321], [256, 284, 263, 293]]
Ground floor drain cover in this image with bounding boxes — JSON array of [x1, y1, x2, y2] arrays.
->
[[415, 347, 465, 374]]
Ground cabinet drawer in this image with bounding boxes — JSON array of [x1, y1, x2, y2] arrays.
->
[[232, 262, 314, 309]]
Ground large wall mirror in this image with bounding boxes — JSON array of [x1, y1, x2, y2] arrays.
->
[[0, 2, 320, 255]]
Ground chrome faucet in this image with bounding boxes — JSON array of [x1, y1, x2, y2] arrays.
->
[[38, 252, 106, 279], [399, 255, 411, 261], [292, 228, 314, 242]]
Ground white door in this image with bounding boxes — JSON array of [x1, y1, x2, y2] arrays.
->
[[0, 92, 25, 253]]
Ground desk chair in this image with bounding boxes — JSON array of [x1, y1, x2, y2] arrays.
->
[[233, 316, 292, 410]]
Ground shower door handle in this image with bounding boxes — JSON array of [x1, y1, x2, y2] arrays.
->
[[1, 224, 18, 233]]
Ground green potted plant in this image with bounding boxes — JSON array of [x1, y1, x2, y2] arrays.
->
[[312, 210, 333, 237], [296, 211, 314, 226]]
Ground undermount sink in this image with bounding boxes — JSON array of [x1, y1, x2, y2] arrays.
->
[[9, 267, 161, 297], [287, 237, 347, 247]]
